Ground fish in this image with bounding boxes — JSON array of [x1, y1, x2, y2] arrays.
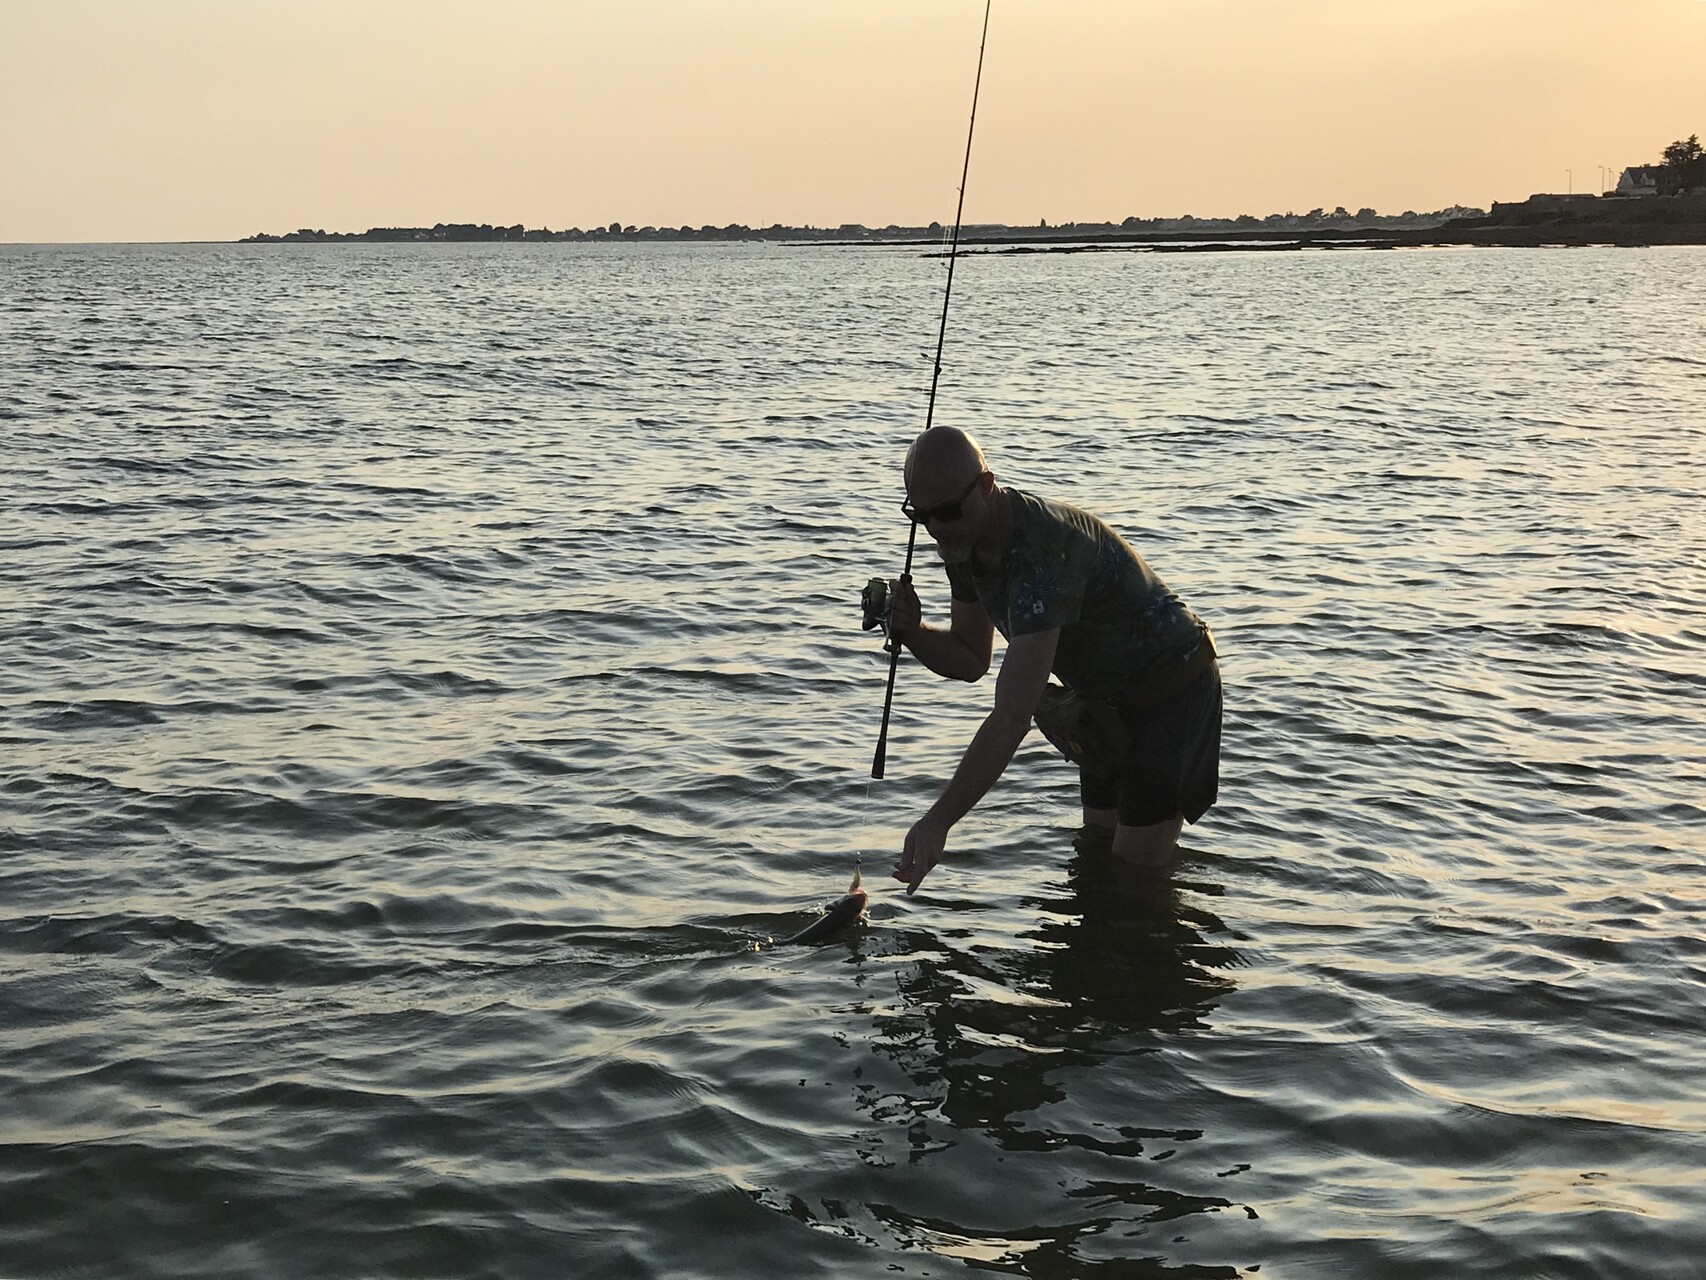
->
[[781, 865, 869, 945]]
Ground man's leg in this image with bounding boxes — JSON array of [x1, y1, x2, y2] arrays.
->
[[1083, 805, 1118, 831], [1112, 814, 1183, 868]]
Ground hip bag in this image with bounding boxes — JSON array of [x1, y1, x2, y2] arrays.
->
[[1033, 683, 1132, 777]]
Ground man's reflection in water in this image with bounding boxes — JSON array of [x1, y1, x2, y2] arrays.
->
[[853, 830, 1252, 1275]]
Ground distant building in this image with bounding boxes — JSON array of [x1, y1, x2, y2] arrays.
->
[[1614, 165, 1661, 197]]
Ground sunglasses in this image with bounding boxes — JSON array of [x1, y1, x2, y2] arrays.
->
[[900, 472, 986, 526]]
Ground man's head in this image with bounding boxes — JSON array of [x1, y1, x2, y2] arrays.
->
[[903, 426, 994, 565]]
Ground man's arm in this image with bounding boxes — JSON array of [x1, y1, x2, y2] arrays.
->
[[893, 626, 1060, 894], [890, 581, 993, 683]]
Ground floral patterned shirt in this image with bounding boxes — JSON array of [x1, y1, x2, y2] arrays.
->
[[943, 488, 1210, 702]]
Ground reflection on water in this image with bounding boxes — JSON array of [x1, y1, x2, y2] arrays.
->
[[754, 833, 1252, 1275]]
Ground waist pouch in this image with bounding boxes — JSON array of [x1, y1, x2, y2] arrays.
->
[[1034, 683, 1132, 777]]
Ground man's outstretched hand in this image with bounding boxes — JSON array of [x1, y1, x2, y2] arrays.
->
[[894, 815, 948, 896]]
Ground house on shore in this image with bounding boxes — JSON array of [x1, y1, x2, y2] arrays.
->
[[1614, 165, 1662, 197]]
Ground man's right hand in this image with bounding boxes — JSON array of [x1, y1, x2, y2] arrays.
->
[[895, 812, 949, 895], [888, 577, 921, 638]]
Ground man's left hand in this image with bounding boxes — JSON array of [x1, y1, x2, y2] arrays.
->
[[895, 814, 949, 895]]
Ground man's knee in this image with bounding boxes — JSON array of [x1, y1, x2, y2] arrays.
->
[[1082, 805, 1117, 831], [1112, 815, 1183, 868]]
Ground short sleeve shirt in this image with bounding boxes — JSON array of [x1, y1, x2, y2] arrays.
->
[[943, 488, 1209, 702]]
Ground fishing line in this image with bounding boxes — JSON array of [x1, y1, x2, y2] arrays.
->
[[870, 0, 993, 783]]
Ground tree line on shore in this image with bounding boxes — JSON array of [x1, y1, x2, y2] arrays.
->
[[241, 206, 1488, 244], [1655, 135, 1705, 194]]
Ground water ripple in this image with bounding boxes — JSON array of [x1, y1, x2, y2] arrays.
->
[[0, 241, 1703, 1278]]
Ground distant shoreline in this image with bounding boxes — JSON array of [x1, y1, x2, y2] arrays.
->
[[236, 208, 1483, 245], [229, 196, 1706, 252]]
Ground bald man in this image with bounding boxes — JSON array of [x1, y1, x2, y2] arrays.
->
[[887, 426, 1221, 894]]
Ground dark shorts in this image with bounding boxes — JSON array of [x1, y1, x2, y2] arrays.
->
[[1079, 664, 1222, 828]]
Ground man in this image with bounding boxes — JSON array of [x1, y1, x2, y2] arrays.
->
[[886, 426, 1221, 894]]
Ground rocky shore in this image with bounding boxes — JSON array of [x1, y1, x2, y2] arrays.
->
[[951, 195, 1706, 254], [1405, 193, 1706, 247]]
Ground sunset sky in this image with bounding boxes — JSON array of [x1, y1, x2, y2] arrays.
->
[[2, 0, 1703, 243]]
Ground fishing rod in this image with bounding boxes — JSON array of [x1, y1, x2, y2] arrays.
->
[[869, 0, 992, 781]]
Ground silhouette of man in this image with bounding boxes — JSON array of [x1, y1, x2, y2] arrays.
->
[[886, 426, 1221, 893]]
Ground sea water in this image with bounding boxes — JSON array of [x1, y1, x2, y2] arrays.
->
[[2, 240, 1703, 1277]]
